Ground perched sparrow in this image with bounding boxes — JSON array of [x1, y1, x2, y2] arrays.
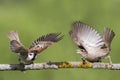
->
[[8, 31, 63, 64], [69, 21, 115, 64]]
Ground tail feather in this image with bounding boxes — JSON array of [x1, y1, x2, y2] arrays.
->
[[103, 27, 115, 47], [8, 31, 20, 43], [8, 30, 27, 53]]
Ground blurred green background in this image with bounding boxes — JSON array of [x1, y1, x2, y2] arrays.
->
[[0, 0, 120, 80]]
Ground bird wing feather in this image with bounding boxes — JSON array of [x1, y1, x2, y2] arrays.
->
[[29, 33, 63, 53], [70, 21, 105, 54]]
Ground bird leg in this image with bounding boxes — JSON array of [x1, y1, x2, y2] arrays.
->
[[18, 58, 26, 71], [107, 55, 113, 68], [108, 55, 112, 64], [77, 49, 87, 64], [81, 57, 86, 64], [18, 58, 22, 63], [18, 58, 24, 64], [28, 62, 34, 64]]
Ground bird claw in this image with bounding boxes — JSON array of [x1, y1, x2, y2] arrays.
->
[[47, 61, 52, 65], [108, 64, 113, 69], [108, 62, 113, 69], [19, 63, 25, 71]]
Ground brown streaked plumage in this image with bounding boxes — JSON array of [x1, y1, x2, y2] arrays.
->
[[8, 31, 63, 64], [69, 21, 115, 64]]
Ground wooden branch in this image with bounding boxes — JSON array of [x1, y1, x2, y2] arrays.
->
[[0, 61, 120, 71]]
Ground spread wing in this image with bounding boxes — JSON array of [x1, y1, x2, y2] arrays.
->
[[29, 33, 63, 53], [69, 21, 104, 54], [8, 31, 28, 54]]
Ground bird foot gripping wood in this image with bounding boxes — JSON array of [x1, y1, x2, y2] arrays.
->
[[107, 62, 113, 69], [106, 55, 113, 69], [19, 63, 25, 71], [81, 57, 87, 64]]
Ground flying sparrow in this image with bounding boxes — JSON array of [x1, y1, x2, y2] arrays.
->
[[69, 21, 115, 64], [8, 31, 63, 64]]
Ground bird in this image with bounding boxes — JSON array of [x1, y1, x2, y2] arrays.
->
[[69, 21, 115, 64], [8, 31, 63, 64]]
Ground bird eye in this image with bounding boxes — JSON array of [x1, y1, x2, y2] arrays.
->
[[29, 53, 33, 56]]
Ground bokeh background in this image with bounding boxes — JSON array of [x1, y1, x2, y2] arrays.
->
[[0, 0, 120, 80]]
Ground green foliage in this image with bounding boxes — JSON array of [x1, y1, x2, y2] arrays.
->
[[0, 0, 120, 80]]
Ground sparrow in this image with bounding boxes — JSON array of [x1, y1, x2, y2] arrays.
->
[[8, 31, 63, 64], [69, 21, 115, 64]]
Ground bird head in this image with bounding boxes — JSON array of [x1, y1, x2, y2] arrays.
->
[[27, 51, 38, 61]]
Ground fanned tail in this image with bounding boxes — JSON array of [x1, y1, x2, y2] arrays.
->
[[103, 27, 115, 47], [8, 30, 27, 53], [8, 30, 20, 43]]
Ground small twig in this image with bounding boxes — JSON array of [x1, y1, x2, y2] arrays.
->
[[0, 61, 120, 71]]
